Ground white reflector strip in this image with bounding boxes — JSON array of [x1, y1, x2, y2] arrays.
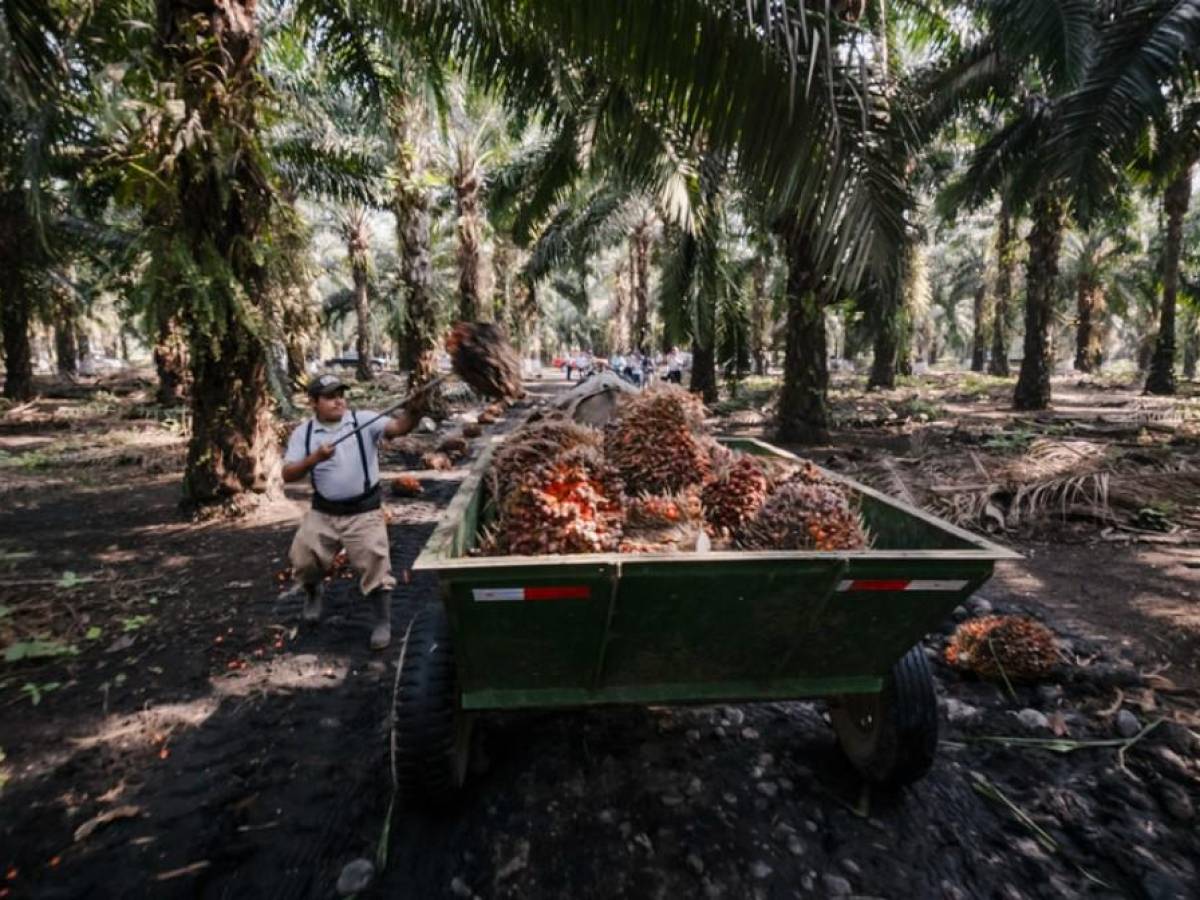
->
[[473, 588, 524, 602]]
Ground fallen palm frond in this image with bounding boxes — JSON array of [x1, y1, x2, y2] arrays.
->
[[920, 438, 1199, 531], [969, 717, 1164, 774]]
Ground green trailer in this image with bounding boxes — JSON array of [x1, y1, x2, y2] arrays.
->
[[398, 437, 1018, 805]]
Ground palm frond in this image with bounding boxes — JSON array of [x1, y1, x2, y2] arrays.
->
[[0, 0, 65, 103], [369, 0, 912, 296], [522, 186, 631, 283], [488, 119, 584, 245], [1054, 0, 1200, 219], [984, 0, 1096, 91], [271, 136, 389, 206], [938, 97, 1051, 216], [295, 0, 400, 111]]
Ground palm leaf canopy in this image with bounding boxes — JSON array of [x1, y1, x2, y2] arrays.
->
[[362, 0, 914, 294], [1053, 0, 1200, 219]]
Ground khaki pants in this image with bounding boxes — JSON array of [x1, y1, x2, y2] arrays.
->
[[289, 508, 395, 596]]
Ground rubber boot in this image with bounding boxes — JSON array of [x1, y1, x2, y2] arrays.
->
[[369, 588, 392, 651], [301, 583, 323, 624]]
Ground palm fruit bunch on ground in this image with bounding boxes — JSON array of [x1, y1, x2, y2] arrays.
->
[[445, 321, 523, 400], [391, 474, 423, 497], [490, 418, 603, 497], [483, 447, 625, 555], [701, 445, 771, 537], [605, 385, 711, 494], [620, 490, 707, 552], [738, 469, 869, 551], [945, 615, 1059, 681]]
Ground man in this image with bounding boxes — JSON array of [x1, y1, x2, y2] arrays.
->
[[666, 347, 683, 384], [282, 374, 418, 650]]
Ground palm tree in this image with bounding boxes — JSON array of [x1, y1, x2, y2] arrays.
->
[[389, 89, 442, 397], [439, 85, 506, 322], [1059, 226, 1136, 374], [1142, 104, 1200, 394], [366, 1, 915, 441], [0, 0, 65, 400], [935, 0, 1099, 409], [339, 204, 375, 381], [146, 0, 282, 511], [989, 198, 1018, 376]]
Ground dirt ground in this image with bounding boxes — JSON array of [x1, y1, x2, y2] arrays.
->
[[1, 369, 1198, 899]]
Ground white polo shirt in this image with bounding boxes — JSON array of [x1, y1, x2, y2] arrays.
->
[[284, 410, 390, 501]]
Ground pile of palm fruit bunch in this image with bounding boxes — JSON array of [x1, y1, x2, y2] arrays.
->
[[945, 615, 1059, 681], [489, 419, 603, 497], [481, 446, 625, 555], [445, 321, 524, 401], [481, 384, 870, 556], [619, 490, 707, 553], [736, 460, 870, 552], [701, 444, 772, 537], [604, 384, 712, 494]]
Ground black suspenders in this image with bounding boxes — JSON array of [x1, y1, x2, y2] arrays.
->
[[305, 411, 373, 495], [350, 411, 372, 494]]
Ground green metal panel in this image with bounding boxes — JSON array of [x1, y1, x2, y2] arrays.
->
[[461, 676, 883, 710], [601, 559, 846, 686], [414, 435, 1018, 712], [444, 564, 616, 697], [828, 560, 993, 677]]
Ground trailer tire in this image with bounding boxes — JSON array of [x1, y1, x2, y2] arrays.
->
[[830, 644, 938, 788], [391, 602, 472, 808]]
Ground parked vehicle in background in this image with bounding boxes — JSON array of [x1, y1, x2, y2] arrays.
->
[[79, 356, 128, 376], [323, 352, 388, 371]]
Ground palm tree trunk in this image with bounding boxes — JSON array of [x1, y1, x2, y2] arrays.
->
[[611, 262, 629, 353], [1145, 163, 1193, 395], [632, 216, 651, 351], [750, 256, 769, 376], [1, 279, 34, 401], [970, 284, 987, 372], [493, 237, 513, 327], [1013, 195, 1066, 411], [868, 238, 919, 388], [455, 150, 482, 321], [391, 93, 441, 407], [777, 229, 829, 443], [50, 266, 79, 377], [868, 283, 900, 390], [153, 316, 189, 405], [689, 338, 718, 403], [159, 0, 278, 513], [989, 200, 1015, 376], [1183, 306, 1199, 381], [54, 321, 78, 378], [1073, 274, 1104, 373], [351, 251, 372, 383], [0, 190, 35, 401]]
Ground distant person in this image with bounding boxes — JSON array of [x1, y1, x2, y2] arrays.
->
[[574, 350, 592, 380], [282, 374, 418, 651], [666, 347, 683, 384], [641, 351, 654, 386], [625, 350, 643, 386]]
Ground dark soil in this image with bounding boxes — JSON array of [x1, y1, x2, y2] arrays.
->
[[1, 372, 1197, 900]]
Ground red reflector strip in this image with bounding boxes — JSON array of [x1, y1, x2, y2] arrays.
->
[[473, 586, 591, 603], [524, 586, 590, 601], [842, 579, 911, 592], [837, 579, 969, 593]]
